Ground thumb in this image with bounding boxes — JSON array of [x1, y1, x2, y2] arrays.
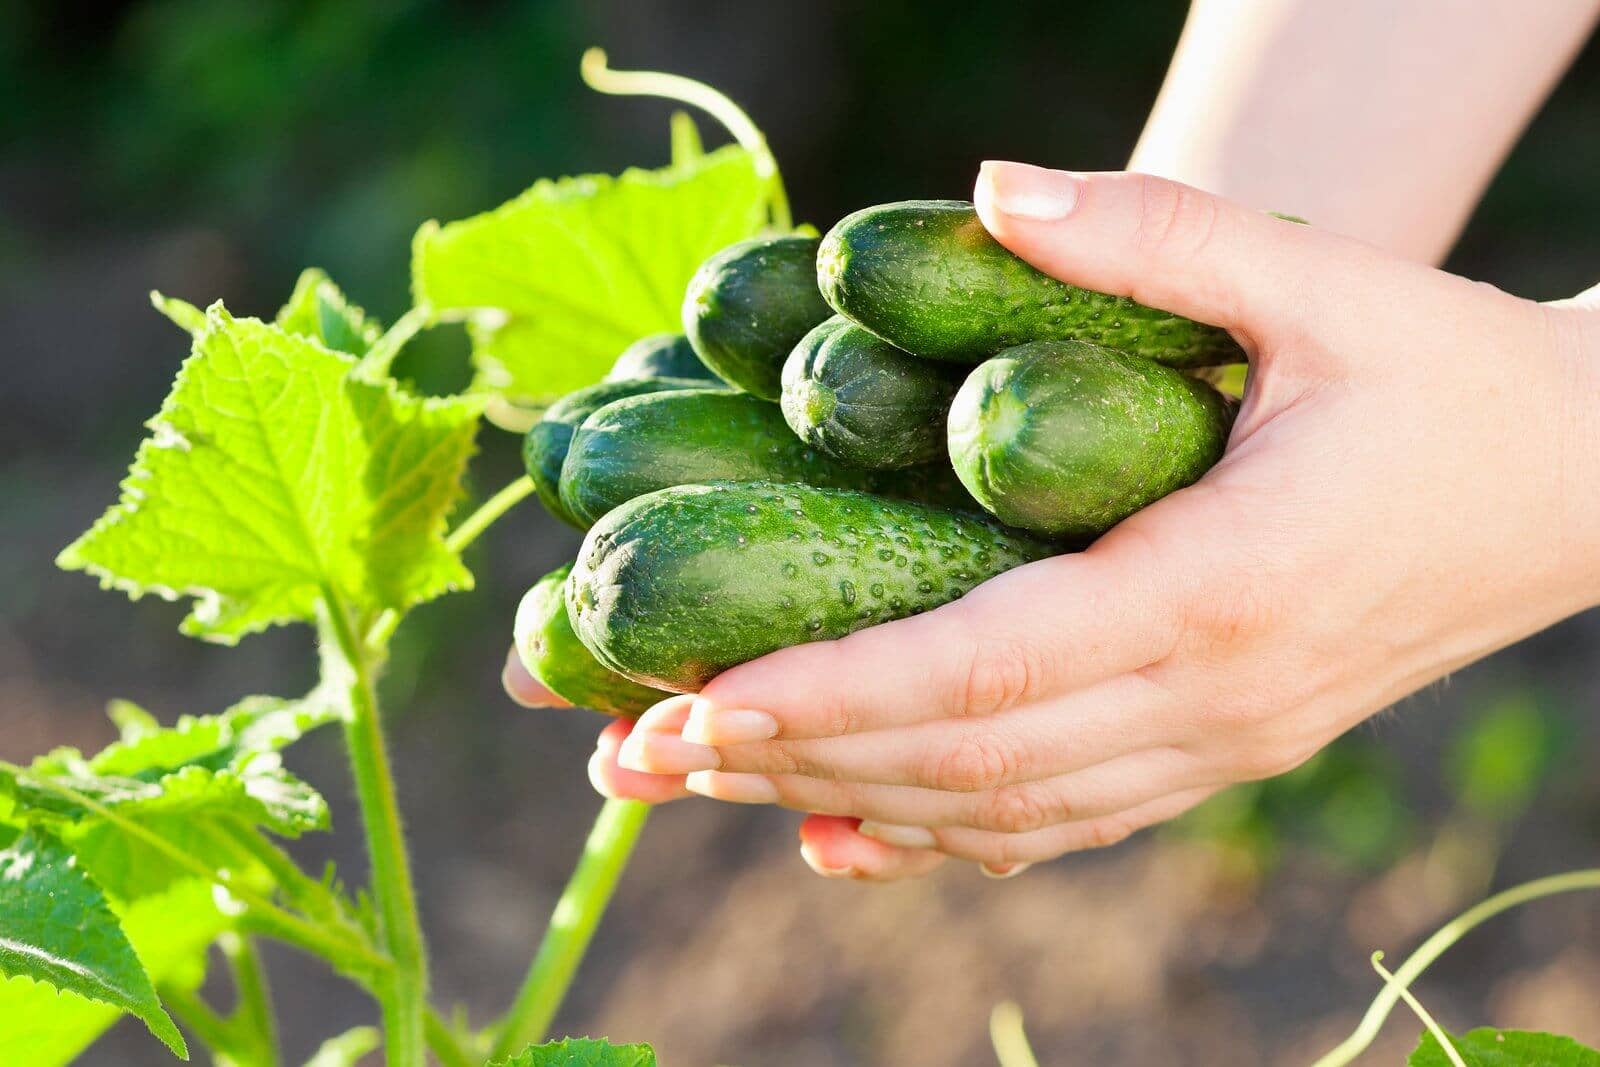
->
[[974, 162, 1382, 342]]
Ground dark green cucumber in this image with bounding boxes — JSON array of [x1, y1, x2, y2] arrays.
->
[[523, 377, 709, 529], [682, 235, 833, 400], [605, 333, 720, 383], [819, 200, 1244, 367], [558, 389, 878, 527], [567, 482, 1058, 691], [948, 340, 1235, 540], [514, 564, 667, 718], [870, 461, 979, 512], [781, 315, 967, 470]]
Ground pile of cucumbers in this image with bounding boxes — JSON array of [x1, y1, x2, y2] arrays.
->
[[515, 199, 1241, 715]]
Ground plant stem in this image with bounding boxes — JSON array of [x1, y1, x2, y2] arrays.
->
[[425, 1010, 480, 1067], [162, 986, 241, 1065], [221, 933, 279, 1065], [1312, 868, 1600, 1067], [989, 1002, 1041, 1067], [322, 590, 429, 1067], [580, 48, 793, 231], [366, 474, 536, 649], [489, 798, 651, 1059]]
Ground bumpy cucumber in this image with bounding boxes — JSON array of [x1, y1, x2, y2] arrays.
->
[[523, 377, 709, 529], [682, 235, 833, 400], [948, 340, 1234, 540], [567, 482, 1058, 691], [781, 315, 967, 470], [558, 389, 878, 527], [818, 200, 1244, 367], [514, 565, 667, 718], [605, 333, 720, 383]]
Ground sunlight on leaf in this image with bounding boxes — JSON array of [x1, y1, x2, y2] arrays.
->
[[413, 144, 770, 407]]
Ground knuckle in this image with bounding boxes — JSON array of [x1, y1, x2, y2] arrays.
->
[[1081, 815, 1137, 852], [1183, 576, 1285, 649], [929, 732, 1015, 793], [961, 637, 1041, 717], [1133, 175, 1219, 262], [979, 785, 1057, 835]]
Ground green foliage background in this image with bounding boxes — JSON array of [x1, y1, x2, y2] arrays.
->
[[2, 2, 1597, 1064]]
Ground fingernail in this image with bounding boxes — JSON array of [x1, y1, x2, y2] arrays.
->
[[617, 731, 720, 774], [857, 822, 938, 849], [684, 770, 779, 804], [800, 842, 857, 879], [979, 161, 1082, 220], [682, 701, 777, 746], [980, 862, 1032, 880]]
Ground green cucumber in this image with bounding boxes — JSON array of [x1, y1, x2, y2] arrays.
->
[[567, 482, 1057, 691], [514, 564, 667, 718], [605, 333, 720, 383], [818, 200, 1244, 367], [948, 340, 1235, 540], [682, 235, 833, 400], [871, 461, 979, 512], [781, 315, 967, 469], [558, 388, 878, 527], [523, 377, 710, 529]]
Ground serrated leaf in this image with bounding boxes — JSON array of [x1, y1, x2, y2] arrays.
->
[[303, 1025, 381, 1067], [413, 144, 770, 406], [1411, 1027, 1600, 1065], [275, 268, 384, 356], [58, 306, 481, 641], [90, 692, 342, 778], [0, 876, 229, 1066], [106, 700, 161, 742], [7, 764, 329, 839], [0, 829, 185, 1058], [493, 1037, 657, 1067]]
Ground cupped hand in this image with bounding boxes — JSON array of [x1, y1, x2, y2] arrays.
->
[[578, 162, 1600, 880]]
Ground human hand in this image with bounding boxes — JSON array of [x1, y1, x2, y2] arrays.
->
[[582, 162, 1600, 880]]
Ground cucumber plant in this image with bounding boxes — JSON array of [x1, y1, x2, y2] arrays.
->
[[2, 46, 1593, 1067], [0, 51, 787, 1067]]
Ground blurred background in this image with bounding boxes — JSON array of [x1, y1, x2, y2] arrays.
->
[[3, 2, 1598, 1064]]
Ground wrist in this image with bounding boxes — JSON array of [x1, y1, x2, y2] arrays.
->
[[1558, 313, 1600, 607]]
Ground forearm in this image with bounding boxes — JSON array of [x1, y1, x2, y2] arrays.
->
[[1130, 0, 1599, 264]]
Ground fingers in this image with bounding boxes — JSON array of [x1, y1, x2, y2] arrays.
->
[[590, 715, 692, 804], [686, 746, 1200, 833], [897, 786, 1218, 867], [796, 815, 947, 882], [687, 671, 1179, 791], [502, 646, 570, 708], [973, 162, 1394, 341], [684, 551, 1179, 747]]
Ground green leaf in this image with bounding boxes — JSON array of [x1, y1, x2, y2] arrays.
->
[[493, 1037, 657, 1067], [303, 1025, 381, 1067], [89, 692, 343, 778], [0, 877, 228, 1066], [58, 305, 481, 641], [0, 829, 185, 1058], [150, 291, 208, 335], [1411, 1028, 1600, 1066], [7, 763, 329, 839], [274, 268, 384, 356], [413, 143, 770, 406]]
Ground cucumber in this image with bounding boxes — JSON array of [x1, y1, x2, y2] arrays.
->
[[682, 235, 833, 400], [871, 460, 979, 512], [781, 315, 967, 470], [514, 564, 667, 718], [818, 200, 1244, 367], [605, 333, 720, 383], [567, 482, 1058, 691], [558, 389, 878, 527], [522, 377, 709, 529], [948, 340, 1235, 540]]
